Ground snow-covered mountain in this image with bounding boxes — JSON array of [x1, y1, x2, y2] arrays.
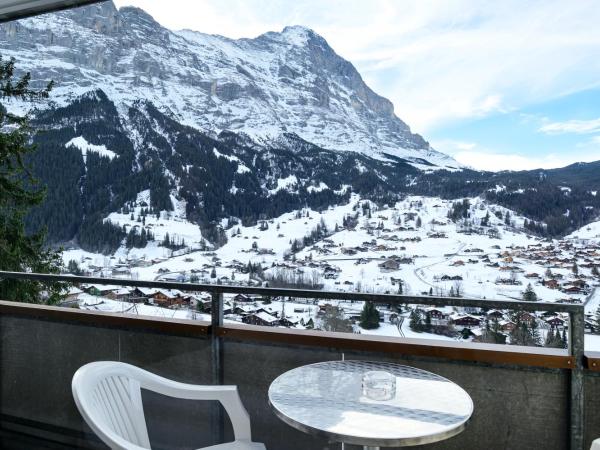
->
[[0, 1, 458, 169], [3, 1, 600, 254]]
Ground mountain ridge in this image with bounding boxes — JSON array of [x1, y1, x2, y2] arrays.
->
[[0, 1, 459, 169]]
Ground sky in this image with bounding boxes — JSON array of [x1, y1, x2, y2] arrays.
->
[[112, 0, 600, 171]]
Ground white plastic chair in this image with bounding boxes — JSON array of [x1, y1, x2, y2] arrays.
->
[[72, 361, 266, 450]]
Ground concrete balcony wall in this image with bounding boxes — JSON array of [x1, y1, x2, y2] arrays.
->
[[0, 313, 215, 450], [0, 306, 598, 449]]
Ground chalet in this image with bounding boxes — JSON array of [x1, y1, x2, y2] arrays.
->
[[440, 275, 463, 281], [84, 285, 118, 297], [428, 232, 447, 239], [487, 310, 504, 319], [499, 320, 516, 332], [160, 272, 186, 282], [186, 294, 209, 308], [451, 314, 481, 328], [451, 260, 465, 267], [545, 279, 560, 290], [379, 259, 401, 271], [242, 312, 279, 327], [546, 316, 566, 329], [516, 311, 536, 324], [232, 294, 253, 303], [134, 259, 153, 268], [197, 299, 213, 313], [106, 288, 131, 301], [148, 289, 186, 308], [132, 287, 158, 299], [279, 317, 300, 327], [561, 285, 584, 294], [425, 307, 446, 320]]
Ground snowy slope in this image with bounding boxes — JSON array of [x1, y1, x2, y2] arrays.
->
[[64, 194, 598, 308], [567, 221, 600, 240]]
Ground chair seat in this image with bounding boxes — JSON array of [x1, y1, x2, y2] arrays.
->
[[198, 440, 266, 450]]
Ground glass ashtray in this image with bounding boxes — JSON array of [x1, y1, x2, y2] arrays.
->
[[361, 370, 396, 401]]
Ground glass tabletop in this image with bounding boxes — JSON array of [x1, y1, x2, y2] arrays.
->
[[268, 360, 473, 447]]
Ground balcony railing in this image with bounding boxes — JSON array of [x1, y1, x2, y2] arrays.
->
[[0, 270, 595, 449]]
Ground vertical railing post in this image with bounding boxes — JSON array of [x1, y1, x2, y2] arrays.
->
[[569, 307, 585, 450], [211, 291, 224, 445]]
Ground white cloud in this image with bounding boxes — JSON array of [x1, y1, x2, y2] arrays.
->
[[434, 139, 600, 171], [539, 118, 600, 135], [114, 0, 600, 134]]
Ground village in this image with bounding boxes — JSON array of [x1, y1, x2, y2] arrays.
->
[[61, 194, 600, 349]]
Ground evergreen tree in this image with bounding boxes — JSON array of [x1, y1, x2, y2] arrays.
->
[[481, 211, 490, 227], [359, 301, 380, 329], [210, 267, 217, 279], [67, 259, 82, 275], [409, 309, 425, 332], [529, 319, 541, 346], [481, 319, 506, 344], [561, 328, 568, 349], [0, 57, 64, 303], [522, 283, 538, 302], [544, 328, 558, 347]]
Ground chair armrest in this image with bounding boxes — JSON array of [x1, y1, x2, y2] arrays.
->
[[136, 370, 252, 441]]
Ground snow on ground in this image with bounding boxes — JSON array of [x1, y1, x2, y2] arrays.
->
[[105, 190, 206, 258], [568, 221, 600, 240], [66, 136, 117, 161], [268, 175, 298, 195], [61, 194, 600, 347]]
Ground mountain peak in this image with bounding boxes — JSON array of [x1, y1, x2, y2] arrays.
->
[[118, 5, 160, 27], [280, 25, 316, 42]]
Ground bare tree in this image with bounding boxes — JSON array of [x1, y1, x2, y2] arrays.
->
[[320, 305, 353, 333], [453, 281, 463, 297]]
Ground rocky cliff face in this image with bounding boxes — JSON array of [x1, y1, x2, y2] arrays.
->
[[0, 1, 458, 169]]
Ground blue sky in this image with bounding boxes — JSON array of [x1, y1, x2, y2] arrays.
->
[[113, 0, 600, 171]]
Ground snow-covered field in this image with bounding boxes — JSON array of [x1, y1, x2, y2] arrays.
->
[[63, 193, 600, 349]]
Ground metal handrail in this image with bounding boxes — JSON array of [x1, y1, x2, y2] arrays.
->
[[0, 270, 584, 312]]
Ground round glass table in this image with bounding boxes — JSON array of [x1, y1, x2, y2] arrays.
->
[[268, 360, 473, 449]]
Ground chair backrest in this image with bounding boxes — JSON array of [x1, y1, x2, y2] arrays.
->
[[72, 362, 152, 450]]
